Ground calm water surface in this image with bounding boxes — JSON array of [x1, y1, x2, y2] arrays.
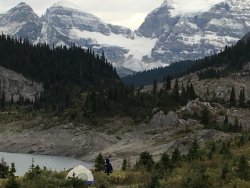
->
[[0, 152, 92, 176]]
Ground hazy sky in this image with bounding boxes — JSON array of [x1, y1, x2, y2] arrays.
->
[[0, 0, 163, 29], [0, 0, 222, 30]]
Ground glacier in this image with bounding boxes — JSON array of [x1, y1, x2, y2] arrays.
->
[[1, 0, 250, 76]]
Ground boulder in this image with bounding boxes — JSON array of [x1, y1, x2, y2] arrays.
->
[[149, 111, 179, 128], [179, 99, 224, 117]]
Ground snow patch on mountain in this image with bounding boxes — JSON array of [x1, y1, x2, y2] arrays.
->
[[138, 0, 250, 66], [2, 0, 250, 76], [0, 22, 25, 35], [69, 28, 162, 71], [52, 0, 78, 10], [162, 0, 224, 16], [70, 28, 156, 60]]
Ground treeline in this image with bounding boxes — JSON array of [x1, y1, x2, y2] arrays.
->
[[82, 77, 197, 121], [123, 34, 250, 86], [0, 34, 119, 111], [0, 34, 198, 120], [0, 34, 118, 88], [197, 68, 223, 80], [190, 37, 250, 73], [122, 60, 195, 86]]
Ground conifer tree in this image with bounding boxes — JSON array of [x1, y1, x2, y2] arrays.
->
[[236, 155, 250, 180], [64, 93, 70, 109], [180, 83, 187, 104], [221, 163, 229, 180], [181, 83, 186, 96], [0, 91, 5, 109], [11, 94, 14, 105], [172, 79, 179, 101], [101, 49, 106, 63], [206, 88, 210, 99], [182, 165, 211, 188], [136, 151, 154, 172], [165, 76, 172, 91], [0, 158, 9, 179], [94, 153, 104, 172], [121, 159, 127, 171], [6, 163, 19, 188], [148, 171, 161, 188], [152, 79, 158, 96], [239, 88, 245, 107], [234, 118, 239, 131], [208, 142, 216, 159], [239, 135, 245, 147], [171, 148, 181, 166], [224, 114, 229, 125], [188, 84, 196, 100], [187, 139, 201, 161], [159, 153, 173, 173], [201, 107, 210, 125], [229, 86, 236, 106], [220, 142, 231, 157]]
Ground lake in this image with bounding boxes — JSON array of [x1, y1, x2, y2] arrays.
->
[[0, 152, 92, 176]]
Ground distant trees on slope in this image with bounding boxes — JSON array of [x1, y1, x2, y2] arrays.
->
[[0, 34, 118, 111], [124, 36, 250, 86]]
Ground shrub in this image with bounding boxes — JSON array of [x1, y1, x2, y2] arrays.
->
[[135, 152, 154, 172]]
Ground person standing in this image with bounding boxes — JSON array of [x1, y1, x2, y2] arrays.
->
[[104, 158, 113, 175]]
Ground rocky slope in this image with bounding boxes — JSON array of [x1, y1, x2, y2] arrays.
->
[[138, 0, 250, 64], [0, 66, 43, 102], [0, 59, 249, 169], [2, 0, 250, 76], [0, 104, 238, 169]]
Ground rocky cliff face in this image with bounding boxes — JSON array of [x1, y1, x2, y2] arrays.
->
[[138, 0, 250, 64], [0, 66, 43, 102], [0, 2, 164, 76], [0, 2, 41, 42]]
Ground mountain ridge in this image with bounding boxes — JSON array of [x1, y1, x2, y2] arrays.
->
[[137, 0, 250, 65], [123, 30, 250, 86], [1, 0, 250, 76], [0, 2, 165, 75]]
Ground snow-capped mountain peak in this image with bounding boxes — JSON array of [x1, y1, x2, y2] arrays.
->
[[7, 2, 35, 15], [227, 0, 249, 6], [52, 0, 79, 10], [1, 0, 250, 76], [137, 0, 250, 67], [0, 2, 40, 41], [15, 2, 30, 7], [161, 0, 176, 8], [161, 0, 224, 16]]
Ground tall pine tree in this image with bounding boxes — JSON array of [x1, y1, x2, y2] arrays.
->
[[239, 88, 245, 107], [152, 79, 158, 96], [229, 86, 236, 107], [0, 91, 5, 109], [172, 79, 179, 101], [165, 76, 172, 91]]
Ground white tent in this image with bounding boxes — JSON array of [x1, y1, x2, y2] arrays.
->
[[66, 165, 94, 184]]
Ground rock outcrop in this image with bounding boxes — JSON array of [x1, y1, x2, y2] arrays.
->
[[0, 66, 43, 102], [138, 0, 250, 65], [149, 111, 179, 128], [179, 99, 224, 117]]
